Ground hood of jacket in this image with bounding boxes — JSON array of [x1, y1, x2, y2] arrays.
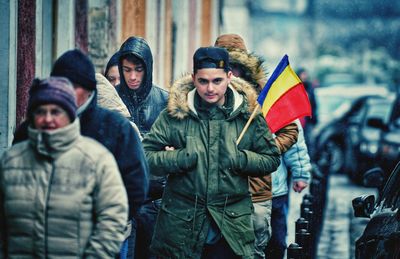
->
[[167, 74, 258, 120], [118, 36, 153, 99], [227, 47, 268, 90], [95, 73, 131, 118], [28, 119, 80, 159]]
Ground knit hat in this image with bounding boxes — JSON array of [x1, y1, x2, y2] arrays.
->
[[51, 49, 97, 90], [193, 47, 230, 72], [28, 77, 77, 121], [214, 34, 247, 52]]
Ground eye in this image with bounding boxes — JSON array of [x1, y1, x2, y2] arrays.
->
[[135, 66, 144, 72], [213, 78, 223, 84], [122, 67, 131, 72], [198, 79, 208, 85]]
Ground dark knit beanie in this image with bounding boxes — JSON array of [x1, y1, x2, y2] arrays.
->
[[51, 49, 97, 90], [28, 77, 77, 121]]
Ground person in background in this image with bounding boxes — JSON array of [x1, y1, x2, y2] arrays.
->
[[142, 46, 281, 259], [116, 36, 169, 259], [0, 77, 128, 258], [215, 33, 298, 259], [265, 119, 312, 259], [12, 49, 149, 259], [297, 67, 318, 150], [105, 51, 121, 87]]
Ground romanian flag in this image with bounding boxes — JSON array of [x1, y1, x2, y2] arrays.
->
[[257, 55, 311, 133]]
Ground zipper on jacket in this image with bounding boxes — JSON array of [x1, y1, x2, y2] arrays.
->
[[44, 162, 56, 257]]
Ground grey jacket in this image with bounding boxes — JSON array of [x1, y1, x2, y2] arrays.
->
[[0, 120, 128, 258]]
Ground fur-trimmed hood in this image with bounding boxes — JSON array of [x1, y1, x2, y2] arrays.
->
[[227, 47, 268, 89], [167, 74, 258, 120]]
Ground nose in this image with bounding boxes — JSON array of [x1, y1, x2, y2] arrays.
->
[[44, 112, 53, 122], [207, 83, 214, 92], [129, 72, 137, 81]]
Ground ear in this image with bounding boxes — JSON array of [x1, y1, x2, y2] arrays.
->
[[226, 71, 233, 84], [192, 73, 195, 82]]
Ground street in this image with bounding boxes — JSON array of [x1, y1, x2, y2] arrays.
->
[[287, 172, 377, 259]]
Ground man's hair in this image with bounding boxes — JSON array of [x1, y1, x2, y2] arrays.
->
[[121, 54, 145, 67]]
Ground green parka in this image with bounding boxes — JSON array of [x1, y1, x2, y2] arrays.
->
[[0, 120, 128, 258], [142, 75, 280, 258]]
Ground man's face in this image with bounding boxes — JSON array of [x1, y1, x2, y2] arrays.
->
[[192, 68, 232, 106], [33, 104, 71, 130], [106, 65, 120, 87], [74, 86, 92, 107], [122, 59, 145, 90]]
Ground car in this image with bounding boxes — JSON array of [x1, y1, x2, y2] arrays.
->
[[345, 97, 394, 180], [312, 92, 393, 179], [352, 162, 400, 259], [367, 95, 400, 180]]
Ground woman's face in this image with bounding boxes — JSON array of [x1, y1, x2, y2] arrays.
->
[[106, 65, 120, 87], [33, 104, 71, 130]]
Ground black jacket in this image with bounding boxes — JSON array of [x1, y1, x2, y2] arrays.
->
[[116, 36, 168, 135], [13, 93, 149, 217]]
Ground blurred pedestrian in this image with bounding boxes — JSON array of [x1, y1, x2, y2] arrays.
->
[[105, 51, 121, 87], [265, 119, 312, 259], [297, 67, 318, 149], [215, 33, 298, 259], [13, 49, 149, 259], [142, 46, 281, 259], [0, 77, 128, 258], [116, 36, 169, 259]]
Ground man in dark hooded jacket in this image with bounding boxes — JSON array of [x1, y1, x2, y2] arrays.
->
[[116, 36, 168, 259], [12, 49, 149, 259]]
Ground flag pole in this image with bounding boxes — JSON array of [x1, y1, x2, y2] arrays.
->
[[236, 103, 260, 145]]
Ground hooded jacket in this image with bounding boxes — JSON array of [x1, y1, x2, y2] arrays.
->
[[142, 75, 280, 258], [116, 36, 169, 135], [215, 34, 298, 202], [0, 120, 128, 258]]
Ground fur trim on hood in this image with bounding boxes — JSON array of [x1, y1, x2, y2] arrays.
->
[[227, 47, 268, 89], [167, 74, 258, 120]]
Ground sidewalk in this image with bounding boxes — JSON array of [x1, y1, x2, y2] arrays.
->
[[287, 173, 375, 259]]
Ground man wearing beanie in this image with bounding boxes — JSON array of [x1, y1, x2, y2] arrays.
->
[[116, 36, 169, 259], [13, 49, 150, 259], [1, 77, 128, 258], [142, 46, 280, 258], [215, 33, 311, 259]]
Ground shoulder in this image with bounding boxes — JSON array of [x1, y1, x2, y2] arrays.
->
[[152, 84, 169, 98], [74, 136, 116, 163], [1, 141, 31, 165]]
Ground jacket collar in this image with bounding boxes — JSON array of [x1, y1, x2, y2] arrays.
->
[[167, 74, 258, 120], [28, 119, 80, 159]]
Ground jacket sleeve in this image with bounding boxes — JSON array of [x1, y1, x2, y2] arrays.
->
[[115, 119, 149, 217], [283, 121, 312, 182], [274, 122, 299, 153], [142, 112, 189, 176], [238, 115, 281, 177], [84, 151, 128, 258]]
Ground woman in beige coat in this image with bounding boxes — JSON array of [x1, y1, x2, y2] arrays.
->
[[0, 77, 128, 258]]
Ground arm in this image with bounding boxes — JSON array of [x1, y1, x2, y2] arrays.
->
[[237, 115, 281, 177], [142, 112, 197, 176], [283, 120, 312, 188], [84, 152, 128, 258], [274, 122, 299, 153], [115, 119, 149, 217]]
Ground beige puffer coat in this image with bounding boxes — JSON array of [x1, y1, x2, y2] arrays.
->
[[0, 120, 128, 258]]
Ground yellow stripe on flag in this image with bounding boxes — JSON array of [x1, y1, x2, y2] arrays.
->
[[261, 65, 301, 116]]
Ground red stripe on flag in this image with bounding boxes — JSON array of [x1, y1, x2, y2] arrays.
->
[[265, 83, 312, 133]]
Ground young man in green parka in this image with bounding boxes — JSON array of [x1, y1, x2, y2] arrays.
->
[[142, 47, 281, 259]]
